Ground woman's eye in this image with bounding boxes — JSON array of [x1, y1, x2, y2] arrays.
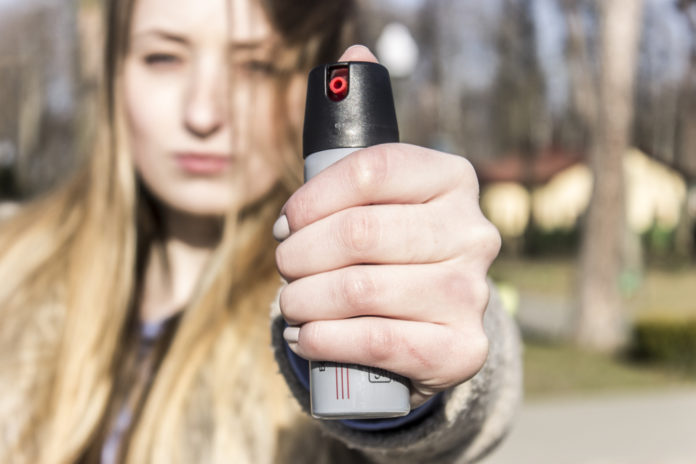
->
[[239, 60, 276, 76], [143, 53, 181, 67]]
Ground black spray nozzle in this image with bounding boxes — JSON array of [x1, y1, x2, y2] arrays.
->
[[302, 61, 399, 158]]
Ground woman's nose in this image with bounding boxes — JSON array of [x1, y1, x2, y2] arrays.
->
[[183, 66, 226, 138]]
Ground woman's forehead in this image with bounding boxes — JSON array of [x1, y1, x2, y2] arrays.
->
[[130, 0, 274, 44]]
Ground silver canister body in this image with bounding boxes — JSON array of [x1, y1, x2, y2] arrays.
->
[[304, 148, 411, 419]]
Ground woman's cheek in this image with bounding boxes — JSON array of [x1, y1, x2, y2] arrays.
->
[[124, 65, 181, 151], [123, 62, 189, 211]]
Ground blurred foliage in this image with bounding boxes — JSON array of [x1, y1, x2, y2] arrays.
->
[[523, 225, 580, 257], [643, 224, 677, 257], [630, 317, 696, 372], [495, 221, 693, 261], [0, 165, 18, 198], [0, 168, 17, 199]]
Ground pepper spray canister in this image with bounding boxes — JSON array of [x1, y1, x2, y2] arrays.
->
[[302, 61, 411, 419]]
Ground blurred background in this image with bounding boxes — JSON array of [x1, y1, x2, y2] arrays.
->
[[1, 0, 695, 462]]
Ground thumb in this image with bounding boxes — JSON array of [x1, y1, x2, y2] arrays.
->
[[337, 44, 379, 63]]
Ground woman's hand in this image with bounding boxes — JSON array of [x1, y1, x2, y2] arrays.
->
[[274, 46, 501, 406]]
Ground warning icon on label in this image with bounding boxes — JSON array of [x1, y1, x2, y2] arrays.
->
[[368, 368, 392, 383]]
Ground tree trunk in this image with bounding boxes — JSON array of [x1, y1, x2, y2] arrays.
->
[[575, 0, 643, 352], [676, 1, 696, 180]]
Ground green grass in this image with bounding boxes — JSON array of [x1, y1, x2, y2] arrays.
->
[[489, 257, 696, 397], [523, 339, 696, 399], [630, 266, 696, 320]]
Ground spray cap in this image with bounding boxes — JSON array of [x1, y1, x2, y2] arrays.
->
[[302, 61, 399, 158]]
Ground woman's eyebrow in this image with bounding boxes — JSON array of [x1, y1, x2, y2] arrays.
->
[[131, 29, 189, 45]]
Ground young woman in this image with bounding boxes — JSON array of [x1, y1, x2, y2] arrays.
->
[[0, 0, 521, 462]]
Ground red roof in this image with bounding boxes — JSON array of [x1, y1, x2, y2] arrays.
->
[[473, 148, 585, 185]]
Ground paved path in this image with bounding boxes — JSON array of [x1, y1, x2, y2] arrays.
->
[[514, 291, 575, 340], [481, 388, 696, 464]]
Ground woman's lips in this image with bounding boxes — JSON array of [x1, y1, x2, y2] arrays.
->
[[175, 153, 231, 175]]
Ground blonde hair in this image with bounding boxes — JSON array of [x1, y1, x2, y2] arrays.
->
[[0, 0, 354, 463]]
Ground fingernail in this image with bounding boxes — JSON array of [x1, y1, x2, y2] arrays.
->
[[286, 342, 299, 354], [283, 326, 300, 344], [273, 215, 290, 241]]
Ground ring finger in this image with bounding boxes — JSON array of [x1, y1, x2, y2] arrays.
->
[[279, 261, 489, 326]]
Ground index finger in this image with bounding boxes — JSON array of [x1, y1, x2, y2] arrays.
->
[[281, 144, 478, 232]]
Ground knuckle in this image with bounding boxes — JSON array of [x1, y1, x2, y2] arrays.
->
[[349, 146, 389, 195], [364, 321, 397, 363], [468, 332, 490, 372], [469, 278, 491, 314], [440, 268, 490, 314], [485, 221, 503, 259], [453, 156, 479, 193], [451, 331, 489, 382], [440, 267, 470, 308], [338, 209, 379, 256], [467, 219, 502, 264], [341, 268, 378, 313]]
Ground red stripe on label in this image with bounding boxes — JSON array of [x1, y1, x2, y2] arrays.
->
[[340, 366, 345, 399], [346, 368, 350, 399], [335, 366, 339, 399]]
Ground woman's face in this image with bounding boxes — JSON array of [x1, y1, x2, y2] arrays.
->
[[123, 0, 287, 216]]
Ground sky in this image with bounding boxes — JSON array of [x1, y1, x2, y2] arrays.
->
[[531, 0, 569, 113], [379, 0, 425, 13]]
